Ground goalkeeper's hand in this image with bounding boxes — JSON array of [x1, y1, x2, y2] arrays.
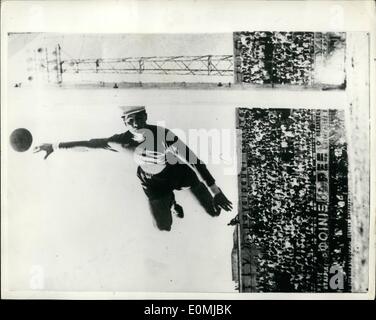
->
[[34, 143, 54, 160], [210, 184, 233, 212]]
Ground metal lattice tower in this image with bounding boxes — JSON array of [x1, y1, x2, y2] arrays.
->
[[63, 55, 234, 76], [34, 44, 234, 83]]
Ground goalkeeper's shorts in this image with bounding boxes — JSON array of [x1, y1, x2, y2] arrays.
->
[[137, 163, 200, 200]]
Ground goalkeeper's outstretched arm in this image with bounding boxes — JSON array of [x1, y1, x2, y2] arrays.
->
[[34, 133, 132, 159]]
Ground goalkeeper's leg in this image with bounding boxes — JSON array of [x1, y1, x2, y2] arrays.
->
[[148, 192, 175, 231]]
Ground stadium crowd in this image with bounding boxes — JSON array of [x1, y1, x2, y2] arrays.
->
[[239, 108, 317, 291], [237, 32, 315, 85], [238, 108, 350, 292]]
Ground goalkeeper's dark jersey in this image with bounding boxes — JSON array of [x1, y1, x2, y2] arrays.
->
[[58, 124, 215, 187]]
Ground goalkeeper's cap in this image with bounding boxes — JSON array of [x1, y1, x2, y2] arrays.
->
[[120, 106, 146, 119]]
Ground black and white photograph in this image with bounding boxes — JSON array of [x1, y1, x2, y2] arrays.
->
[[1, 1, 374, 300]]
